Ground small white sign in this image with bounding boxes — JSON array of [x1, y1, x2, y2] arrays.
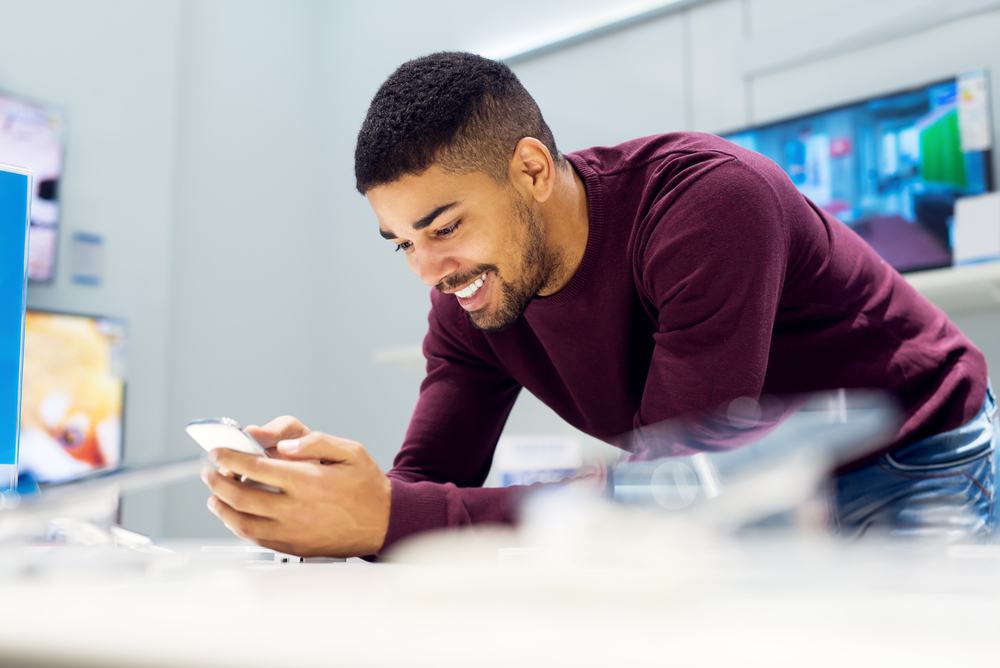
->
[[957, 70, 992, 152], [492, 435, 582, 487], [70, 231, 104, 286]]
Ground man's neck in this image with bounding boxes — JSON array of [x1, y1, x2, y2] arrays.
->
[[537, 160, 590, 296]]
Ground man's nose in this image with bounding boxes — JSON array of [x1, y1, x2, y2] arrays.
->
[[410, 248, 457, 288]]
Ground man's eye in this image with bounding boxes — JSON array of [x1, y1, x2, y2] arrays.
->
[[436, 220, 462, 237], [394, 241, 412, 253]]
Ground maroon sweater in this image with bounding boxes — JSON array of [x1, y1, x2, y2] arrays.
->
[[381, 132, 988, 552]]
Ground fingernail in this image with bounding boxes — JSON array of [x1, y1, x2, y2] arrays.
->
[[208, 449, 220, 463], [277, 438, 300, 452], [206, 497, 217, 513]]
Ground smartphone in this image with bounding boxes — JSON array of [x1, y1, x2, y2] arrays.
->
[[186, 417, 269, 457], [186, 418, 282, 493]]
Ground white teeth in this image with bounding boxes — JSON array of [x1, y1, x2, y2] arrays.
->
[[455, 273, 487, 299]]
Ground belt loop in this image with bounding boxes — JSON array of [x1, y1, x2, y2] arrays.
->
[[987, 381, 997, 420]]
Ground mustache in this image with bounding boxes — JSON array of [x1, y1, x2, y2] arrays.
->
[[436, 264, 498, 292]]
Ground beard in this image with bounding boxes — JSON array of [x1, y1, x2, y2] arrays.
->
[[439, 193, 557, 333]]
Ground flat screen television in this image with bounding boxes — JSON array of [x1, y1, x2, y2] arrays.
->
[[0, 92, 65, 283], [722, 71, 994, 273], [17, 309, 126, 487]]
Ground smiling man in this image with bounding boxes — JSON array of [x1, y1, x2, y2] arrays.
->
[[202, 52, 997, 557]]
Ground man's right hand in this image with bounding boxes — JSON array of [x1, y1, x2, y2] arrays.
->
[[201, 414, 392, 557]]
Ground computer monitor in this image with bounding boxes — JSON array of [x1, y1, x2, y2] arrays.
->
[[0, 92, 65, 283], [0, 164, 31, 490], [17, 310, 126, 487], [722, 71, 994, 273]]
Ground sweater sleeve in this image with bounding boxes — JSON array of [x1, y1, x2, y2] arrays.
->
[[630, 158, 790, 455], [380, 294, 524, 553]]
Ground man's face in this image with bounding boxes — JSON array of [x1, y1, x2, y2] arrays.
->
[[367, 165, 554, 332]]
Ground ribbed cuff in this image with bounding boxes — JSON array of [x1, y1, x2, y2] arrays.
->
[[379, 477, 449, 554]]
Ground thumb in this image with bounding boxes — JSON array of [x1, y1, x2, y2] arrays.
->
[[245, 415, 310, 450], [276, 432, 361, 463]]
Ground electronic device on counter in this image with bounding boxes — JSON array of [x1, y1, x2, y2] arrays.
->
[[0, 457, 202, 542], [722, 70, 995, 274]]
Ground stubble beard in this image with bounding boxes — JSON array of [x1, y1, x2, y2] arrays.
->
[[468, 196, 557, 333]]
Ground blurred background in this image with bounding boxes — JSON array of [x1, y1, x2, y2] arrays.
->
[[2, 0, 999, 540]]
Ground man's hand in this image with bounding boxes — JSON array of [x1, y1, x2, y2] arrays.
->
[[200, 416, 391, 558]]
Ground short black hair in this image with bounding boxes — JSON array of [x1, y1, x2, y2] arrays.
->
[[354, 51, 561, 194]]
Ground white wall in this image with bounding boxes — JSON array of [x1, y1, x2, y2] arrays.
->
[[0, 0, 182, 536], [513, 15, 688, 151], [161, 0, 336, 537]]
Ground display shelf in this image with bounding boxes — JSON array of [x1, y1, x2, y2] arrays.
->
[[903, 261, 1000, 314], [372, 344, 424, 374]]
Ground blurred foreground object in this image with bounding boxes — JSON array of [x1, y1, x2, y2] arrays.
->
[[0, 457, 202, 543]]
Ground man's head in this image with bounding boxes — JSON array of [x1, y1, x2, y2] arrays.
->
[[355, 52, 566, 332]]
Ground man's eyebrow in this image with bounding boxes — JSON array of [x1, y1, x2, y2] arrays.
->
[[379, 201, 461, 240], [413, 201, 459, 230]]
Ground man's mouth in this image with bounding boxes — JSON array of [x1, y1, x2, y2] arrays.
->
[[454, 272, 488, 299]]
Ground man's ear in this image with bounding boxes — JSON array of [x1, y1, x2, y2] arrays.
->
[[508, 137, 556, 204]]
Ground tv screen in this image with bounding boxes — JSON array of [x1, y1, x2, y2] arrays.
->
[[0, 93, 64, 283], [18, 310, 125, 486], [723, 71, 994, 273]]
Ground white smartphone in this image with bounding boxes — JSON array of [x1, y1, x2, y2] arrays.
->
[[187, 417, 281, 493], [186, 417, 269, 457]]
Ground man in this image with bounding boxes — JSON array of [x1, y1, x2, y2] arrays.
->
[[202, 52, 997, 557]]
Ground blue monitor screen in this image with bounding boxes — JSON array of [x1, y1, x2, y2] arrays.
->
[[0, 166, 30, 481], [723, 72, 994, 273]]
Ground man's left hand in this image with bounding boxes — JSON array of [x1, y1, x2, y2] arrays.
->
[[201, 432, 391, 558]]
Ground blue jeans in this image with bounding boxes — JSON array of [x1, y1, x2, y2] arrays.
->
[[834, 384, 998, 541]]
